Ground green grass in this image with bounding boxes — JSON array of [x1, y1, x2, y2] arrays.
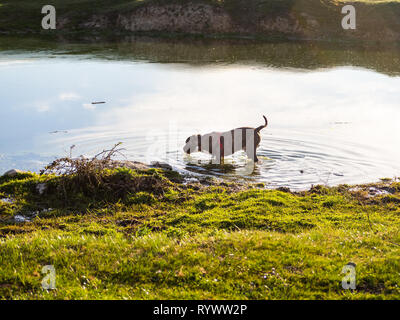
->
[[1, 169, 400, 299]]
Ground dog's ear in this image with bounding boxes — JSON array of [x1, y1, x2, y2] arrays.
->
[[185, 136, 191, 144]]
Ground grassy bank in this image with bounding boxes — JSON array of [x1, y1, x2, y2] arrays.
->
[[0, 0, 399, 41], [1, 163, 400, 299]]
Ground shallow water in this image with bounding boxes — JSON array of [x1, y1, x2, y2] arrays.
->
[[0, 38, 399, 190]]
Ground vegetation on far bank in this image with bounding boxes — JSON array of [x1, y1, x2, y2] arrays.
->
[[0, 152, 400, 299], [0, 0, 399, 41]]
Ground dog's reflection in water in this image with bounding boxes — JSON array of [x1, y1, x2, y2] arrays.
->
[[184, 155, 262, 178], [186, 161, 237, 174]]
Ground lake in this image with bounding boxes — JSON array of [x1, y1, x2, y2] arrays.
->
[[0, 36, 399, 190]]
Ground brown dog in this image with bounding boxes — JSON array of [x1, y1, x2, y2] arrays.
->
[[183, 115, 268, 163]]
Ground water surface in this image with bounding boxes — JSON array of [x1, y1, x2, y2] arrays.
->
[[1, 37, 399, 190]]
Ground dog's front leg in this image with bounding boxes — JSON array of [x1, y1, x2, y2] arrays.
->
[[213, 147, 223, 165], [210, 134, 224, 165]]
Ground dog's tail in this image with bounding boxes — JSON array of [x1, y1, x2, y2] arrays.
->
[[255, 115, 268, 132]]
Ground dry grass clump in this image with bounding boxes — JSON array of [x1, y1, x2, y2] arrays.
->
[[41, 143, 126, 177], [40, 143, 170, 205]]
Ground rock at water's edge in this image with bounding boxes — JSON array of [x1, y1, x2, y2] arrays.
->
[[3, 169, 24, 177]]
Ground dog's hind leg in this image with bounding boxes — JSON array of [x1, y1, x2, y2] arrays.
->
[[245, 148, 258, 162], [243, 129, 258, 162], [219, 135, 225, 164]]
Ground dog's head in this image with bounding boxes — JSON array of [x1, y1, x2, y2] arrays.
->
[[183, 135, 199, 154]]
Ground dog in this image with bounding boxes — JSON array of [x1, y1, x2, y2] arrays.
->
[[183, 115, 268, 163]]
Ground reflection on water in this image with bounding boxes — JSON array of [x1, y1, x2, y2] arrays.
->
[[0, 38, 399, 190], [1, 36, 400, 75]]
